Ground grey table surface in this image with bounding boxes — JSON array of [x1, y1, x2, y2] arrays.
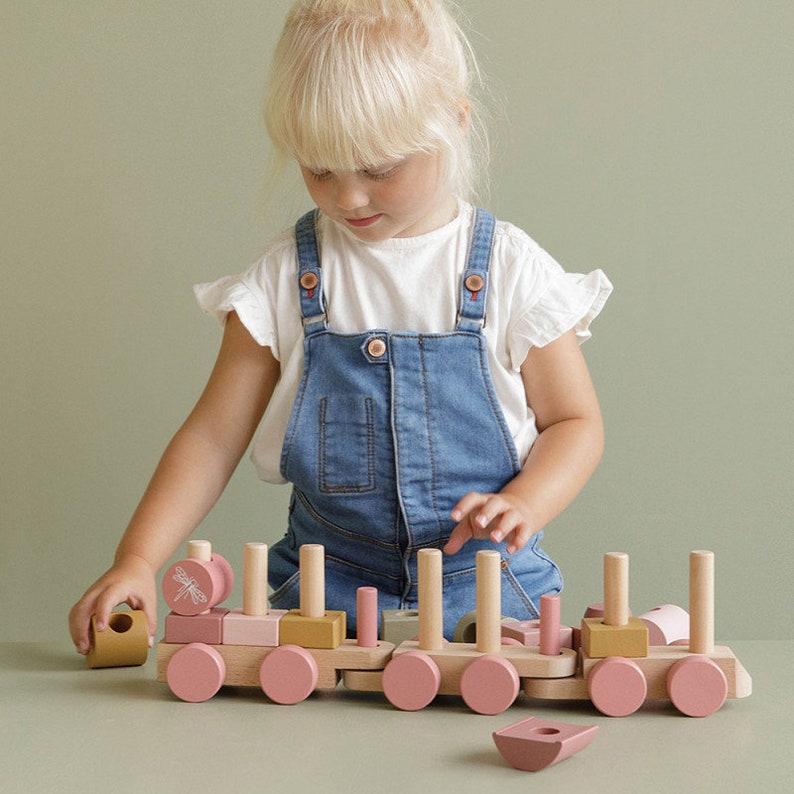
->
[[1, 640, 790, 793]]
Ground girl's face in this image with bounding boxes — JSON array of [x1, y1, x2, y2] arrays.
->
[[299, 150, 456, 241]]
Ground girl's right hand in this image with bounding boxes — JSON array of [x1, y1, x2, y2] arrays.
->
[[68, 554, 158, 655]]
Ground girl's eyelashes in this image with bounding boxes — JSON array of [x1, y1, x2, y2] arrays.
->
[[303, 160, 405, 182], [306, 169, 333, 182]]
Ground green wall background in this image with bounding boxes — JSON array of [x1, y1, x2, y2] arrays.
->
[[3, 1, 792, 643]]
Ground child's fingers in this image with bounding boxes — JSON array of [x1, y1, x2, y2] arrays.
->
[[450, 491, 487, 523], [443, 520, 473, 555], [505, 522, 536, 555], [68, 596, 97, 654]]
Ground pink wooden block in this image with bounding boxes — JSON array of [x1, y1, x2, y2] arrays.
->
[[162, 554, 234, 616], [382, 651, 441, 711], [494, 717, 598, 772], [460, 654, 520, 715], [666, 655, 728, 717], [356, 587, 378, 648], [221, 609, 287, 646], [165, 608, 229, 644], [638, 604, 690, 646], [259, 645, 319, 705], [588, 656, 647, 717], [166, 643, 226, 702]]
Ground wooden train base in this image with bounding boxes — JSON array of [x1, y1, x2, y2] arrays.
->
[[156, 542, 751, 718]]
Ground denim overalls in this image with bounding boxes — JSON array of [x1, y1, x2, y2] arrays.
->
[[268, 208, 562, 638]]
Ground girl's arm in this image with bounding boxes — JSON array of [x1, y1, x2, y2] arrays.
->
[[444, 329, 604, 556], [68, 312, 280, 654]]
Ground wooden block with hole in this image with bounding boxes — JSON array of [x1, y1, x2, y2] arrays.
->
[[278, 609, 346, 649], [580, 616, 649, 658], [381, 609, 420, 645]]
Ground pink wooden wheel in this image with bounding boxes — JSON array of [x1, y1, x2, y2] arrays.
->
[[460, 654, 520, 715], [588, 656, 647, 717], [166, 643, 226, 702], [382, 651, 441, 711], [666, 655, 728, 717], [259, 645, 319, 705]]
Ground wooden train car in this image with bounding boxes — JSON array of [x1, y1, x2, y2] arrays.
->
[[156, 541, 751, 718]]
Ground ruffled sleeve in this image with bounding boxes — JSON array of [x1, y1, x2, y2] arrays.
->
[[194, 269, 279, 355], [508, 263, 613, 371]]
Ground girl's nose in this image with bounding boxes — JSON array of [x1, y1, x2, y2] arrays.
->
[[334, 175, 369, 211]]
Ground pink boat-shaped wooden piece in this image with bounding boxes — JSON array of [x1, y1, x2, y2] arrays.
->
[[493, 716, 598, 772]]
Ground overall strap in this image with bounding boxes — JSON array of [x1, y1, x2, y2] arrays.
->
[[295, 210, 327, 335], [457, 208, 496, 332]]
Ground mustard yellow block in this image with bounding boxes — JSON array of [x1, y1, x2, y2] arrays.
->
[[278, 610, 346, 649], [581, 617, 649, 658]]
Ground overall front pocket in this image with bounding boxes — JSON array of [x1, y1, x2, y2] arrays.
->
[[318, 395, 376, 494]]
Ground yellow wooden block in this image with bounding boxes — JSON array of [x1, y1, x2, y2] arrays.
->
[[278, 610, 346, 649], [581, 617, 649, 658]]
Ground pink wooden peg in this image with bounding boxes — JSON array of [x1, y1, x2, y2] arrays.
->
[[356, 587, 378, 648], [540, 593, 561, 656]]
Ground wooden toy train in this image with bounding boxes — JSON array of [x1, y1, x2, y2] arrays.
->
[[155, 541, 752, 717]]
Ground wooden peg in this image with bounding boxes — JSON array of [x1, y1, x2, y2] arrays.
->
[[603, 552, 629, 626], [476, 550, 502, 654], [300, 544, 325, 619], [689, 550, 715, 654], [243, 542, 269, 616], [418, 548, 443, 651], [187, 539, 212, 561]]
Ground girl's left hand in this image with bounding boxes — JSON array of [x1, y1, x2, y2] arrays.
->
[[443, 491, 538, 556]]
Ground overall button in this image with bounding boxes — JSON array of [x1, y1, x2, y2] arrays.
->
[[300, 272, 319, 290], [465, 274, 485, 293], [367, 338, 387, 358]]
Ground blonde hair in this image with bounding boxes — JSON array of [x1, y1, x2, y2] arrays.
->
[[264, 0, 488, 202]]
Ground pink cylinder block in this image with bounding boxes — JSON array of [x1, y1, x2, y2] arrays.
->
[[540, 594, 561, 656], [162, 554, 234, 616], [356, 587, 378, 648]]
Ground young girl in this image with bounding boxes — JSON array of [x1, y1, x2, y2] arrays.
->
[[69, 0, 611, 650]]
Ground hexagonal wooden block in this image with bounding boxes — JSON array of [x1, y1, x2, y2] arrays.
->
[[222, 609, 288, 646], [164, 608, 229, 645], [381, 609, 420, 645], [278, 610, 346, 649], [581, 617, 649, 658]]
